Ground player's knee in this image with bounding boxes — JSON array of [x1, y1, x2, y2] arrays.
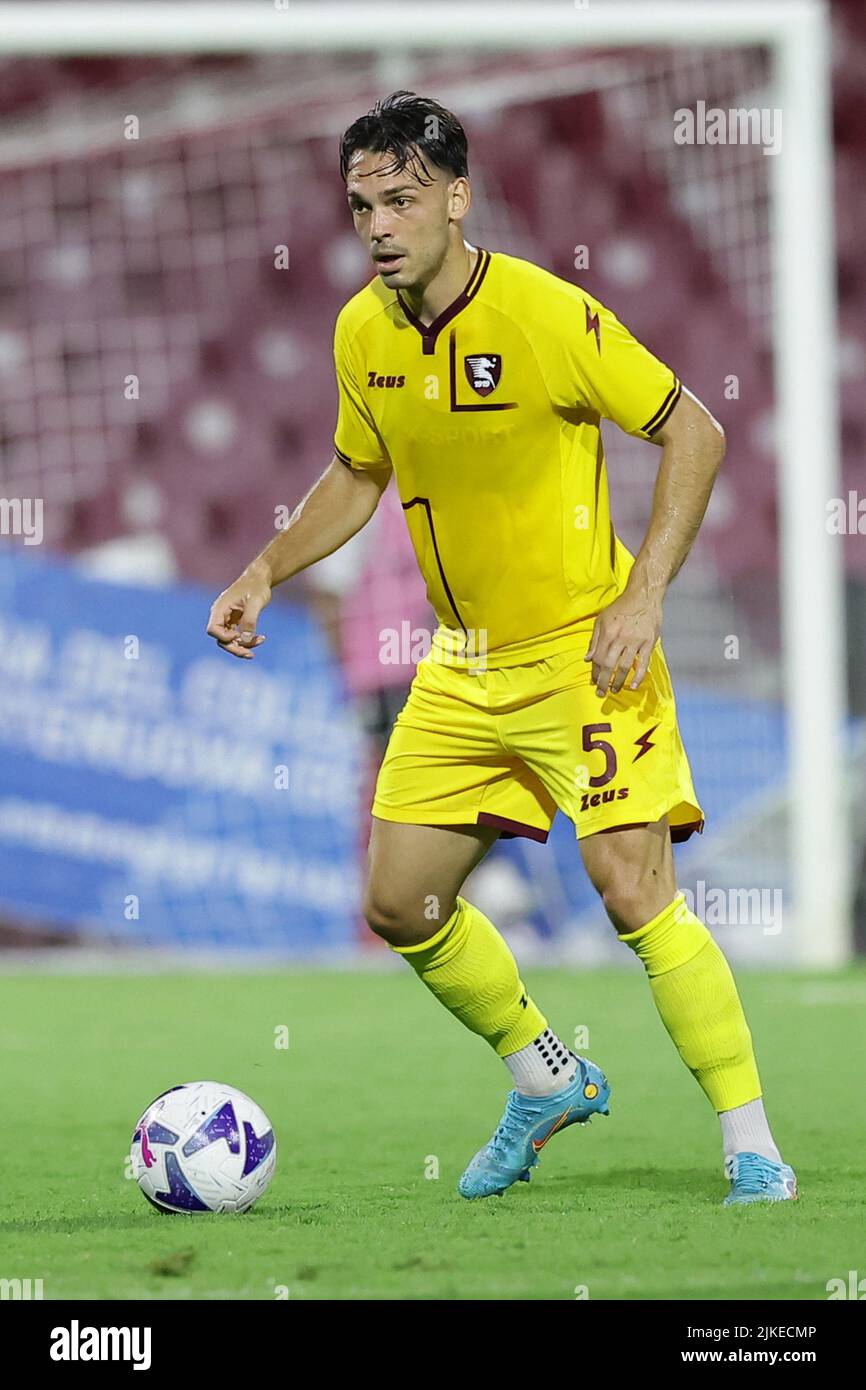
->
[[362, 887, 403, 941], [362, 883, 456, 946], [361, 886, 422, 944], [599, 871, 660, 934]]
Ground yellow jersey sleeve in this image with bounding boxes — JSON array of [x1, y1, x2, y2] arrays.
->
[[568, 291, 681, 440], [333, 312, 391, 471]]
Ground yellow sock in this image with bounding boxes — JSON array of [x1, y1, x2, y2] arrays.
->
[[618, 892, 761, 1112], [389, 896, 546, 1056]]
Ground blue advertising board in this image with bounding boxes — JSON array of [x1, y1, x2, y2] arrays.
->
[[0, 553, 363, 955]]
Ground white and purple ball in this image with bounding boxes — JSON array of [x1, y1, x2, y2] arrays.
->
[[130, 1081, 276, 1214]]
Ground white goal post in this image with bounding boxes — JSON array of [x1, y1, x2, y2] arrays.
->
[[0, 0, 850, 966]]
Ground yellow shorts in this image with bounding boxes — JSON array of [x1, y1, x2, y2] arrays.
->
[[372, 642, 704, 843]]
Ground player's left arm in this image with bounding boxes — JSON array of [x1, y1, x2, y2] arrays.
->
[[586, 387, 725, 696]]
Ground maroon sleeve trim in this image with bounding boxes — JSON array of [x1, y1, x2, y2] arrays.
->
[[642, 378, 682, 436]]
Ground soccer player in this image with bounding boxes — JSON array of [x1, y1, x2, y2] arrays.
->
[[207, 92, 796, 1206]]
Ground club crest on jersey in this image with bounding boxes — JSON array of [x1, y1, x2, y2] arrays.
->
[[464, 354, 502, 397]]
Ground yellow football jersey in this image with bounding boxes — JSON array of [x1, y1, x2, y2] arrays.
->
[[333, 248, 681, 668]]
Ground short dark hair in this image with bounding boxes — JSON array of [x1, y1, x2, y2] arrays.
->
[[339, 90, 469, 185]]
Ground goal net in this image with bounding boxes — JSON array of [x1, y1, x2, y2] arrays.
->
[[0, 2, 852, 965]]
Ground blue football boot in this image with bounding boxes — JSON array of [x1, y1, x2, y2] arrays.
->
[[458, 1056, 610, 1200], [723, 1151, 798, 1205]]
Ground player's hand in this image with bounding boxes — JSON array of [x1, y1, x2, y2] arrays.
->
[[584, 589, 662, 696], [206, 570, 272, 659]]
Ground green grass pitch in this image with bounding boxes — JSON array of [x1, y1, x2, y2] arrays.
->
[[2, 963, 864, 1300]]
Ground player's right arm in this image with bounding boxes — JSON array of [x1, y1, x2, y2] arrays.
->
[[206, 455, 392, 659], [208, 304, 392, 659]]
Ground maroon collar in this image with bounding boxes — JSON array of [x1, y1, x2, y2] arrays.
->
[[396, 247, 491, 355]]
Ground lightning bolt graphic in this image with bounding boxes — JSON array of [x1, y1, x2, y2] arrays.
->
[[584, 300, 602, 354], [633, 723, 660, 762]]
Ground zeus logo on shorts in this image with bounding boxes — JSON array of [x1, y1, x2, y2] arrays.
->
[[580, 787, 630, 812]]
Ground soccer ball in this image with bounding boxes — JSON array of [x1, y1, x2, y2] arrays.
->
[[130, 1081, 276, 1214]]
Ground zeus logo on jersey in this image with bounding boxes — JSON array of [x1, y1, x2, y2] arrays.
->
[[464, 354, 502, 396], [367, 371, 405, 388]]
